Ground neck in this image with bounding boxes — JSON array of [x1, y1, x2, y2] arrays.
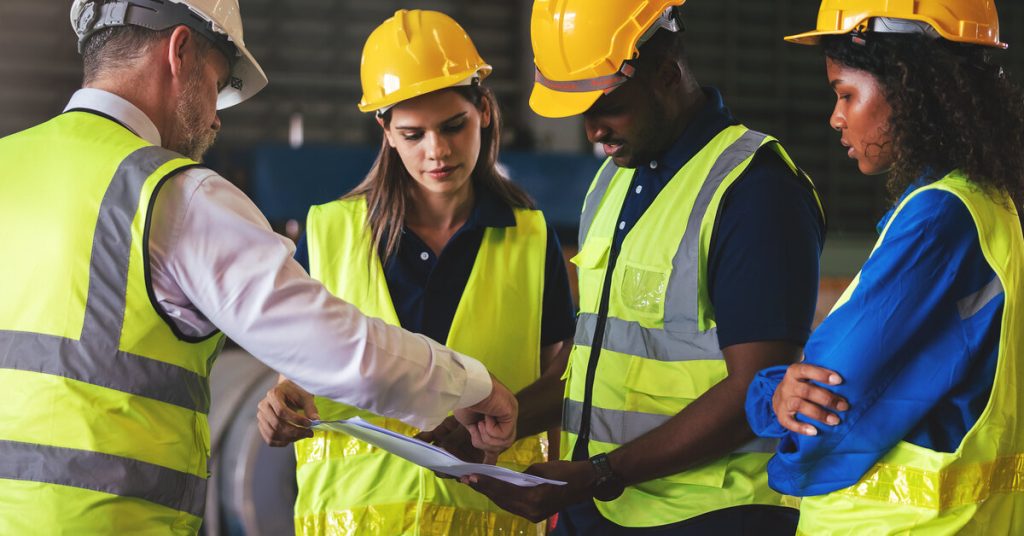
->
[[86, 70, 175, 148], [664, 79, 707, 150], [406, 181, 475, 231]]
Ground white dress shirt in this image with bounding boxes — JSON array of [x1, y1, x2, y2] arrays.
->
[[64, 89, 492, 430]]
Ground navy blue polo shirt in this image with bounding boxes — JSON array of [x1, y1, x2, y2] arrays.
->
[[296, 187, 576, 347], [613, 88, 825, 348]]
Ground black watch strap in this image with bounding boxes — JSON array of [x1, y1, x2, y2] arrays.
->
[[589, 453, 625, 501]]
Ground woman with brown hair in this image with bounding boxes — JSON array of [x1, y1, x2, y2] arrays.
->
[[255, 9, 576, 536]]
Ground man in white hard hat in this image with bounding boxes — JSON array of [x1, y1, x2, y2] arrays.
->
[[0, 1, 517, 532]]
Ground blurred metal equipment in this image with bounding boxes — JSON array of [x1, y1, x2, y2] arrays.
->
[[204, 348, 296, 536]]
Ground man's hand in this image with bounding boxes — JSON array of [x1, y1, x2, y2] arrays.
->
[[257, 378, 320, 447], [771, 363, 848, 436], [453, 374, 517, 464], [415, 416, 485, 463], [463, 460, 596, 523]]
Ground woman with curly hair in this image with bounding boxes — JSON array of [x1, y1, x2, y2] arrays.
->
[[745, 1, 1024, 533]]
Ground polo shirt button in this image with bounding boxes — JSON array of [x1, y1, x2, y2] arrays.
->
[[420, 252, 430, 261], [635, 185, 643, 194], [618, 221, 626, 230]]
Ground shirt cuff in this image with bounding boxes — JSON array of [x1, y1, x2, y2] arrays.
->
[[746, 365, 789, 438], [452, 351, 493, 410]]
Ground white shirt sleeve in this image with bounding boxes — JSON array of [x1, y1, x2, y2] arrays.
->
[[148, 168, 493, 430]]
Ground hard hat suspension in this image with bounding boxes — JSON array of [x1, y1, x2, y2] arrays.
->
[[73, 0, 238, 72]]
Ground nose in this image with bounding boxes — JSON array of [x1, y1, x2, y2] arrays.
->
[[829, 105, 845, 132], [425, 131, 451, 161], [583, 115, 610, 144], [211, 114, 222, 132]]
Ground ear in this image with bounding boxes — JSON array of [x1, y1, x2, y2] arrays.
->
[[479, 96, 492, 129], [378, 116, 396, 148], [655, 58, 683, 93], [166, 26, 193, 81]]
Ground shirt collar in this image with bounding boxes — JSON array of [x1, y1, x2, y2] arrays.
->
[[466, 183, 517, 229], [64, 88, 162, 146], [876, 168, 952, 233], [643, 86, 738, 176]]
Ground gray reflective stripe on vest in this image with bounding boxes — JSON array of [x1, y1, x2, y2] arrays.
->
[[575, 313, 720, 362], [578, 159, 621, 247], [664, 129, 767, 334], [562, 399, 777, 453], [957, 275, 1004, 319], [575, 130, 769, 361], [0, 145, 209, 414], [0, 439, 206, 518]]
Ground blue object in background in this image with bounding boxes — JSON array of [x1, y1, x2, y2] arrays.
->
[[243, 143, 604, 243]]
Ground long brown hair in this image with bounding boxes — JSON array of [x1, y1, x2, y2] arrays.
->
[[344, 84, 536, 262]]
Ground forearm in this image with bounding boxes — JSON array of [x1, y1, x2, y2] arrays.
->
[[608, 375, 756, 486], [515, 339, 571, 438]]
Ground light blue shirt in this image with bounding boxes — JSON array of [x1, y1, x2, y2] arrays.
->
[[745, 181, 1003, 496]]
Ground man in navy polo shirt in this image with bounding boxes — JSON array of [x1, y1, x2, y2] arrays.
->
[[466, 2, 826, 534]]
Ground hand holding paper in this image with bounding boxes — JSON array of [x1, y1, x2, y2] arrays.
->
[[454, 374, 518, 464], [312, 417, 565, 488]]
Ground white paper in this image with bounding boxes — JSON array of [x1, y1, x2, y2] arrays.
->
[[311, 417, 566, 487]]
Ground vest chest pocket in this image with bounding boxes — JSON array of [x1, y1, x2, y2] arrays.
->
[[571, 237, 612, 314], [616, 259, 670, 327]]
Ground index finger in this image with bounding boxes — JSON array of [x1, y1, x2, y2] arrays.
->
[[789, 363, 843, 385], [266, 392, 313, 428]]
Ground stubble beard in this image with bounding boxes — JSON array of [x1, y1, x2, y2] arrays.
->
[[172, 66, 218, 162]]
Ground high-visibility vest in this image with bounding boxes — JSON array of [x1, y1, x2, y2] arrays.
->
[[796, 171, 1024, 535], [295, 196, 548, 535], [0, 111, 225, 534], [565, 125, 824, 527]]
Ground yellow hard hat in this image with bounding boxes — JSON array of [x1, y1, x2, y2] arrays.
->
[[358, 10, 492, 113], [530, 0, 686, 118], [786, 0, 1007, 49]]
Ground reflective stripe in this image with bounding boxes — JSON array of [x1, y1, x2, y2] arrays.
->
[[563, 399, 776, 453], [574, 313, 719, 362], [578, 159, 621, 247], [837, 454, 1024, 511], [295, 501, 543, 536], [0, 146, 210, 413], [534, 65, 632, 94], [958, 275, 1004, 319], [0, 330, 210, 413], [0, 439, 206, 518], [665, 130, 768, 328]]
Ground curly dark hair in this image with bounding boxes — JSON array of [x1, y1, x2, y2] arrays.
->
[[821, 33, 1024, 210]]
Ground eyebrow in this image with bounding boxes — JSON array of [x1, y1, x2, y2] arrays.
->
[[829, 79, 845, 88], [395, 112, 468, 131]]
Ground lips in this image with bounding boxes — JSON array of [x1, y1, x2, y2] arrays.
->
[[840, 139, 854, 158], [425, 165, 459, 180], [602, 142, 624, 157]]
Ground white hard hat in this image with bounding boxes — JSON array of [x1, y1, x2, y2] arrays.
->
[[70, 0, 268, 109]]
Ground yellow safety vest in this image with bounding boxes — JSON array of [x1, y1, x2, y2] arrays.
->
[[294, 196, 549, 535], [796, 172, 1024, 535], [565, 125, 824, 526], [0, 111, 225, 534]]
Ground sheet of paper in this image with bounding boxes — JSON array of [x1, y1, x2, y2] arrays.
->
[[311, 417, 566, 487]]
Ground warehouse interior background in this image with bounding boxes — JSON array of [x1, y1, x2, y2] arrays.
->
[[2, 1, 1022, 534]]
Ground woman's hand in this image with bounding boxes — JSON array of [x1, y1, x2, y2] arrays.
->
[[772, 363, 848, 436]]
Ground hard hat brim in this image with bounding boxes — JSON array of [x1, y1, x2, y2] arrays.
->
[[784, 29, 841, 46], [529, 81, 603, 119], [217, 42, 269, 110], [358, 65, 492, 113]]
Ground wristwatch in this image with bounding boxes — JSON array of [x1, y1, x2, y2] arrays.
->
[[589, 453, 626, 501]]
